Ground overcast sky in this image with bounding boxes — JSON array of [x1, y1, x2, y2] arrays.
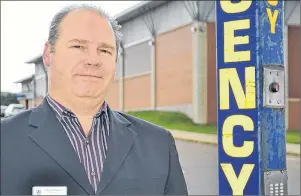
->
[[1, 1, 141, 93]]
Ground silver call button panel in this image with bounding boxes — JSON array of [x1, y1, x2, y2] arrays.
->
[[263, 170, 288, 196], [263, 65, 285, 108]]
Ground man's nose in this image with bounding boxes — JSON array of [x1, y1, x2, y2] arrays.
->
[[85, 60, 102, 67], [85, 51, 102, 67]]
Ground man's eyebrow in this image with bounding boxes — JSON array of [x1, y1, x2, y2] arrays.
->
[[98, 43, 115, 50], [68, 39, 90, 44], [68, 39, 115, 50]]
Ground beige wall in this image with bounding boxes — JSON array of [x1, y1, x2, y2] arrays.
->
[[106, 80, 120, 110], [155, 24, 193, 107], [124, 74, 151, 110], [28, 99, 34, 109], [19, 99, 26, 107], [19, 99, 34, 109]]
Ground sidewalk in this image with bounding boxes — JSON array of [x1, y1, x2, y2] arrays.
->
[[169, 129, 300, 156]]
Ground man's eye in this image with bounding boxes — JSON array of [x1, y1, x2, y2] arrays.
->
[[72, 45, 84, 49], [99, 49, 112, 55]]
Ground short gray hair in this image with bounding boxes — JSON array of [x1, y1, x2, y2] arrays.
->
[[47, 4, 123, 61]]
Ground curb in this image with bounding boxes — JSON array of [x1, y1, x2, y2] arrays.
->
[[170, 130, 300, 156]]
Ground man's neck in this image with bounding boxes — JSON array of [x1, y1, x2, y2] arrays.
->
[[48, 90, 106, 118]]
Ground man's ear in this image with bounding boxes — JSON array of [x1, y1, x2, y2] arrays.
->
[[43, 42, 51, 68]]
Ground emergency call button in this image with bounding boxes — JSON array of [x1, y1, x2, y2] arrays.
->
[[263, 66, 284, 108], [269, 82, 280, 93]]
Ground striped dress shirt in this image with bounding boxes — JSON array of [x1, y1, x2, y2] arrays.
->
[[46, 95, 110, 192]]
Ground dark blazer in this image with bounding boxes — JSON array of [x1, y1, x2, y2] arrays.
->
[[1, 99, 188, 195]]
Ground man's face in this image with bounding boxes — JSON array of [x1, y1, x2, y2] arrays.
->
[[44, 9, 117, 99]]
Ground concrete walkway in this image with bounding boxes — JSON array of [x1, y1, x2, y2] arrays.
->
[[169, 129, 300, 156]]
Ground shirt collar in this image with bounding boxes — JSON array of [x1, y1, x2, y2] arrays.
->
[[46, 94, 108, 119]]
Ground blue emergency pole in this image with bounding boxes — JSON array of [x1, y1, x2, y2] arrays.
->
[[216, 0, 287, 195]]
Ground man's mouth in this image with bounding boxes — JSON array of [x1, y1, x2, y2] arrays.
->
[[76, 74, 102, 79]]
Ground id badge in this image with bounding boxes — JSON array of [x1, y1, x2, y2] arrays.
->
[[32, 186, 67, 195]]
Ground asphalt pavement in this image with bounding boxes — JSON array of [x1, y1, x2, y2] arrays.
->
[[175, 139, 300, 195]]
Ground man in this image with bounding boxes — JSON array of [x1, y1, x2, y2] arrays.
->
[[1, 4, 188, 195]]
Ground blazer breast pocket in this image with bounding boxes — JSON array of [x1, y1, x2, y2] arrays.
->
[[114, 177, 165, 195]]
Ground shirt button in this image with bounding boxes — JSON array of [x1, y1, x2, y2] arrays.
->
[[86, 140, 90, 145], [91, 171, 96, 176]]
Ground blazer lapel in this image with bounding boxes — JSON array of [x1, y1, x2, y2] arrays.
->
[[96, 107, 137, 194], [28, 99, 94, 195]]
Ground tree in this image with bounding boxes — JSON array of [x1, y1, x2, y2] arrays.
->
[[1, 92, 19, 106]]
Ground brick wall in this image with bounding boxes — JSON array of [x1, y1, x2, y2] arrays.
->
[[106, 80, 120, 110], [124, 74, 151, 110], [156, 24, 193, 107], [207, 23, 217, 125], [289, 99, 300, 130]]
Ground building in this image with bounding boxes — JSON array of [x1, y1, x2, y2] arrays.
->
[[24, 1, 300, 130], [25, 55, 48, 106], [14, 74, 35, 109]]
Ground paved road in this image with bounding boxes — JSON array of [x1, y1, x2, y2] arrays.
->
[[175, 140, 300, 195]]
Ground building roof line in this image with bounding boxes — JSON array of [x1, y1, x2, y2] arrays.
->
[[115, 1, 168, 24], [25, 54, 43, 64], [14, 74, 34, 83]]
